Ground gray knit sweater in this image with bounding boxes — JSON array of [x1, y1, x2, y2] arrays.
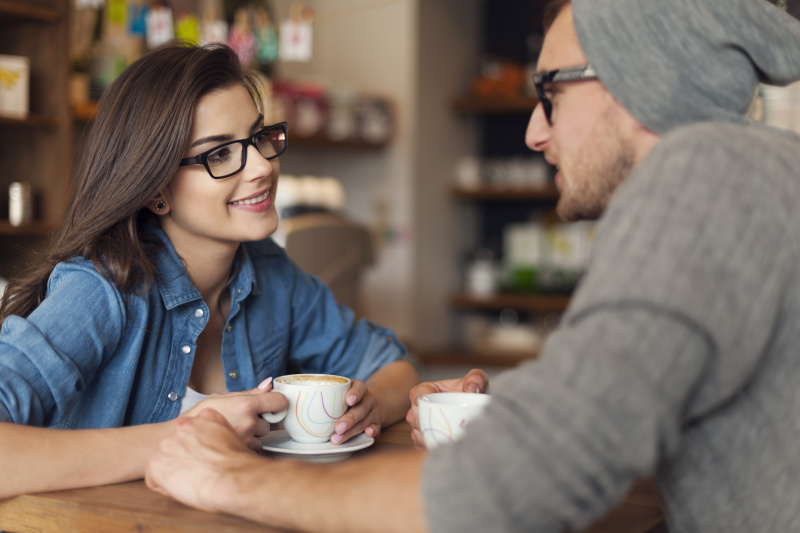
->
[[423, 121, 800, 532]]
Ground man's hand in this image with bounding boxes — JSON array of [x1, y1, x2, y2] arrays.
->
[[182, 378, 287, 451], [146, 408, 261, 514], [330, 379, 381, 444], [405, 369, 489, 448]]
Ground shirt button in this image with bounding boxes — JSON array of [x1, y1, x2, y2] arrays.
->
[[229, 370, 239, 379], [194, 309, 204, 318], [237, 288, 243, 294], [167, 391, 178, 402], [181, 345, 191, 354], [226, 323, 232, 332]]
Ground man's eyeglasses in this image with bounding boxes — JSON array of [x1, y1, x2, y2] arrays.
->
[[179, 122, 288, 179], [532, 65, 598, 124]]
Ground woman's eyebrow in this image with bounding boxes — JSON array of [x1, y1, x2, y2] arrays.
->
[[250, 114, 264, 132], [189, 115, 265, 148], [190, 133, 233, 148]]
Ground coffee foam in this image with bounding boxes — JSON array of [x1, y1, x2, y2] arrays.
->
[[276, 374, 349, 386]]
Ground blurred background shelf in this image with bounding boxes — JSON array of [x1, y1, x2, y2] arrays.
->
[[0, 220, 54, 236], [452, 95, 539, 114], [0, 1, 61, 23], [0, 113, 59, 129], [417, 346, 537, 369], [0, 0, 70, 282], [72, 102, 388, 150], [449, 291, 570, 313], [283, 132, 390, 150], [450, 184, 558, 201]]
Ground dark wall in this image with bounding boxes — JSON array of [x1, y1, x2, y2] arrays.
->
[[482, 0, 550, 65]]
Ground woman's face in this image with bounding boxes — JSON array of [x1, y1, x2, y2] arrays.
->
[[158, 83, 280, 255]]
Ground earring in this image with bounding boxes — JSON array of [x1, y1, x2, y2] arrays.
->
[[155, 200, 167, 211]]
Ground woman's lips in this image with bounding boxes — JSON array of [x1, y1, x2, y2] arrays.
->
[[229, 189, 272, 212]]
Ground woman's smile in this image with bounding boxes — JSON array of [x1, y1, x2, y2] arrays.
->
[[229, 188, 272, 212]]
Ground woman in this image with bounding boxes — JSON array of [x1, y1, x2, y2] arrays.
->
[[0, 41, 418, 498]]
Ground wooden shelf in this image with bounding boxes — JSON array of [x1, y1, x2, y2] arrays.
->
[[452, 94, 539, 114], [0, 113, 60, 130], [0, 0, 70, 278], [0, 1, 61, 23], [0, 220, 54, 236], [72, 101, 388, 149], [450, 184, 558, 201], [449, 291, 570, 313], [417, 346, 537, 368], [290, 132, 390, 150]]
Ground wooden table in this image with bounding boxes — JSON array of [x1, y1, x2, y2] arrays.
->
[[0, 422, 665, 533]]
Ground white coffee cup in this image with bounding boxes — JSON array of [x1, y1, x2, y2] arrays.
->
[[418, 392, 491, 449], [262, 374, 352, 444]]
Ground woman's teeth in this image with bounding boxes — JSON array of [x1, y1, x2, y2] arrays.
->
[[230, 191, 269, 205]]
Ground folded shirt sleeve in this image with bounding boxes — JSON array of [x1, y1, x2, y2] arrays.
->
[[0, 261, 126, 427]]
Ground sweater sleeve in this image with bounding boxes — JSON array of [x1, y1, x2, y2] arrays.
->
[[422, 123, 795, 532]]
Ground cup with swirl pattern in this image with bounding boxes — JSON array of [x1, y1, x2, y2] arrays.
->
[[262, 374, 351, 444], [418, 392, 491, 449]]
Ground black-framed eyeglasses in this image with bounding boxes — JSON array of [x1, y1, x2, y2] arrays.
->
[[532, 65, 598, 125], [179, 122, 288, 179]]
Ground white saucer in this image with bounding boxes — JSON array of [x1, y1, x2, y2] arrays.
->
[[260, 430, 375, 462]]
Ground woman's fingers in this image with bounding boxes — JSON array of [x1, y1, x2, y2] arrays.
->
[[345, 379, 368, 406]]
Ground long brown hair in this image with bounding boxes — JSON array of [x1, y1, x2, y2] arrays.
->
[[0, 42, 264, 323]]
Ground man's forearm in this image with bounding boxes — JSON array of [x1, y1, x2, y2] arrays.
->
[[230, 449, 429, 533]]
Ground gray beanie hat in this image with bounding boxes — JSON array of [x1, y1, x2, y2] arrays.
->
[[572, 0, 800, 134]]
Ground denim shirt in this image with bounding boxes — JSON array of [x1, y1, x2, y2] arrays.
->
[[0, 227, 406, 429]]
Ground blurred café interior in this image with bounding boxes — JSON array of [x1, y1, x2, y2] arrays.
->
[[1, 0, 798, 381]]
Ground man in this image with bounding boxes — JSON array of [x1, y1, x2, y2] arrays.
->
[[145, 0, 800, 531]]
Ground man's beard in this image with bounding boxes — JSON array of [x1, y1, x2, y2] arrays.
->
[[556, 116, 636, 222]]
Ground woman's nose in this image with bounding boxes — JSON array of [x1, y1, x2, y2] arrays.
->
[[244, 144, 275, 179], [525, 103, 550, 152]]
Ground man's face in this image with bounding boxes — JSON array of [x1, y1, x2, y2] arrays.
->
[[526, 4, 638, 222]]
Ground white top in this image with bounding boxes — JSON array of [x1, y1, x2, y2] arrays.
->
[[179, 386, 209, 414]]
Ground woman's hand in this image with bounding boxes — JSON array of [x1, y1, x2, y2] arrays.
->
[[329, 379, 381, 444], [405, 369, 489, 449], [182, 378, 287, 451]]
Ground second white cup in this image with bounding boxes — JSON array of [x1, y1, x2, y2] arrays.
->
[[418, 392, 491, 449]]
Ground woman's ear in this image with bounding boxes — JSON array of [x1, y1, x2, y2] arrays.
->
[[145, 195, 170, 216]]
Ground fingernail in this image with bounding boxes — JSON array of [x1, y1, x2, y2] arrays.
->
[[336, 422, 347, 434], [466, 384, 480, 393], [330, 434, 343, 444], [367, 427, 375, 436], [347, 395, 357, 406], [258, 377, 273, 390]]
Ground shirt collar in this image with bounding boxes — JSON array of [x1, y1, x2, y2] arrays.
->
[[150, 223, 259, 309], [229, 243, 261, 300]]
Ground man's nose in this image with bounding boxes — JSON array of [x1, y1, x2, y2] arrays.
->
[[525, 103, 550, 152]]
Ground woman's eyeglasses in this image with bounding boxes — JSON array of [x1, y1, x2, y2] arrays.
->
[[532, 65, 597, 124], [179, 122, 288, 179]]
